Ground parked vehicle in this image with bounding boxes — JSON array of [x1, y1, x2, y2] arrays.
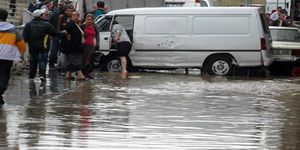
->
[[268, 26, 300, 76], [270, 26, 300, 62], [95, 7, 273, 76]]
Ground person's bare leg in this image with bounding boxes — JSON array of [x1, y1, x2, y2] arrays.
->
[[65, 71, 72, 80], [77, 71, 85, 80], [120, 56, 128, 73]]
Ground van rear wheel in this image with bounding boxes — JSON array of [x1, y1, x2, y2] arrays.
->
[[203, 55, 233, 76]]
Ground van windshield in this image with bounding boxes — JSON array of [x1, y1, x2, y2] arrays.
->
[[260, 14, 270, 34]]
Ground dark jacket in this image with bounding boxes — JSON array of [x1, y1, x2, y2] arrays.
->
[[49, 7, 62, 29], [27, 2, 38, 12], [58, 14, 69, 31], [65, 20, 84, 54], [23, 18, 64, 52], [58, 14, 70, 53]]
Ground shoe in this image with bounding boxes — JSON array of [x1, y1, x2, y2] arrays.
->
[[49, 64, 55, 69], [0, 96, 4, 105], [40, 77, 46, 82]]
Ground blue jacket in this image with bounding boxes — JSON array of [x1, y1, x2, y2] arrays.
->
[[94, 9, 105, 18]]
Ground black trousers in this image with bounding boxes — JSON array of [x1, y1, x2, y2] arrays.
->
[[0, 60, 13, 95]]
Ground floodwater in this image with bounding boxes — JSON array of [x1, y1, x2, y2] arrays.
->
[[1, 69, 300, 150]]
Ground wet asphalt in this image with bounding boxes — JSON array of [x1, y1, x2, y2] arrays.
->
[[1, 68, 300, 149]]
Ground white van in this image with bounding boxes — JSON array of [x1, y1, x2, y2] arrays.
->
[[95, 7, 272, 76]]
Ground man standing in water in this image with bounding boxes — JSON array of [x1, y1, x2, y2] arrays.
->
[[23, 9, 66, 82], [0, 8, 26, 105], [111, 21, 132, 74]]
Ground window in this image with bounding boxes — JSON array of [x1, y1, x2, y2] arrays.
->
[[113, 15, 135, 31], [113, 15, 135, 41], [270, 29, 300, 42], [96, 15, 113, 32]]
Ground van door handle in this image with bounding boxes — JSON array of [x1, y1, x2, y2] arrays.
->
[[104, 37, 108, 40]]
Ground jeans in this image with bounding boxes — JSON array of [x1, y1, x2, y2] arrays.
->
[[49, 37, 60, 66], [29, 51, 49, 79], [0, 60, 13, 95]]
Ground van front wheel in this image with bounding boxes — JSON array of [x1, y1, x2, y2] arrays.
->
[[105, 57, 121, 72], [203, 56, 233, 76]]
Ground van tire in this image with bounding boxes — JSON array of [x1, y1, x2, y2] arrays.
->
[[103, 55, 135, 72], [104, 56, 122, 72], [202, 55, 234, 76]]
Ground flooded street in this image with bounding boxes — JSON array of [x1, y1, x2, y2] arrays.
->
[[1, 69, 300, 150]]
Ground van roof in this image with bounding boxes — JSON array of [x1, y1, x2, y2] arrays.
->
[[107, 7, 260, 15]]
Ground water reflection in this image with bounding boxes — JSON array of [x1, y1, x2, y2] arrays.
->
[[20, 80, 47, 148], [275, 92, 300, 150], [0, 108, 8, 147], [1, 72, 300, 149]]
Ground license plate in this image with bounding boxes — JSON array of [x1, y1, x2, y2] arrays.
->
[[271, 50, 291, 55]]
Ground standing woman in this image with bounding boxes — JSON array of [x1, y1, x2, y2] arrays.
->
[[65, 12, 85, 80], [81, 14, 98, 79]]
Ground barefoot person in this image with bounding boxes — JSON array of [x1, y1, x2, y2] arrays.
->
[[64, 12, 85, 80], [81, 14, 98, 79], [111, 21, 131, 74]]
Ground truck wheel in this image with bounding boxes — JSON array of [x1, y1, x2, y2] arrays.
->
[[203, 55, 233, 76], [105, 57, 121, 72]]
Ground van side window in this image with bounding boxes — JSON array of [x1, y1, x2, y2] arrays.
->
[[96, 16, 113, 32], [113, 15, 135, 41]]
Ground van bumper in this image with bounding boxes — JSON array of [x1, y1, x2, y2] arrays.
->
[[261, 50, 273, 67]]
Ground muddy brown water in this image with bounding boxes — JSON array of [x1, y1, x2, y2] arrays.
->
[[1, 69, 300, 149]]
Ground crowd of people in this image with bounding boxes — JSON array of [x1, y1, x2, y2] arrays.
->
[[266, 6, 290, 26], [24, 0, 108, 82], [0, 0, 133, 105]]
